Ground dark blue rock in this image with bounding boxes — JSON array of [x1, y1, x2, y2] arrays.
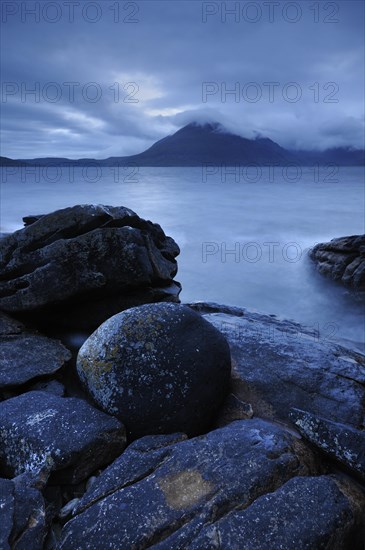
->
[[77, 303, 231, 438], [0, 475, 46, 549], [310, 234, 365, 291], [59, 419, 318, 548], [0, 205, 180, 330], [189, 302, 365, 431], [0, 312, 71, 389], [290, 408, 365, 481], [188, 476, 365, 550], [0, 391, 126, 484]]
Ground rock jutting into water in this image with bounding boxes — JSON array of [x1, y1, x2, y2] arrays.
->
[[0, 204, 181, 331], [309, 234, 365, 292]]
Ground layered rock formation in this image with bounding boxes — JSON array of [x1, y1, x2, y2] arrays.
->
[[0, 312, 71, 389], [59, 420, 360, 549], [309, 234, 365, 292], [0, 205, 181, 330]]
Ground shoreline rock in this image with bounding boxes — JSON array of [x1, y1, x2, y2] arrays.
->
[[0, 207, 364, 548], [188, 301, 365, 431], [58, 419, 320, 548], [0, 312, 71, 390], [77, 303, 231, 439], [0, 205, 181, 331], [0, 391, 126, 484], [309, 234, 365, 293], [0, 300, 364, 548]]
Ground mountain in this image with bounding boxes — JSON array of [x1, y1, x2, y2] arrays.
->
[[1, 122, 364, 167], [104, 122, 295, 166], [0, 156, 30, 167]]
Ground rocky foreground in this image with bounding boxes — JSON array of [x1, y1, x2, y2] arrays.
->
[[0, 206, 365, 549]]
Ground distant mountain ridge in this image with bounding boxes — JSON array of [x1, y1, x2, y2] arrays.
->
[[1, 122, 364, 166]]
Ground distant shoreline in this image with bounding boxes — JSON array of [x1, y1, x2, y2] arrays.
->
[[2, 122, 364, 167]]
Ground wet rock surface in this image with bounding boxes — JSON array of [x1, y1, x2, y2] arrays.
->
[[58, 419, 319, 549], [309, 234, 365, 291], [0, 205, 181, 330], [77, 303, 231, 438], [290, 408, 365, 482], [188, 475, 365, 550], [0, 391, 126, 484], [0, 312, 71, 389], [189, 302, 365, 431]]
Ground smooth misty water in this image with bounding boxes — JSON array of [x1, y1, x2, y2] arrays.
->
[[1, 166, 364, 345]]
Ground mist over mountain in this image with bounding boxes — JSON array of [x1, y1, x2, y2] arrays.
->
[[1, 122, 364, 167]]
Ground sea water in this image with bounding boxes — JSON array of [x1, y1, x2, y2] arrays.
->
[[1, 165, 364, 345]]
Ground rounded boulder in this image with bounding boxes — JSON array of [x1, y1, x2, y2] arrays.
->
[[76, 303, 231, 438]]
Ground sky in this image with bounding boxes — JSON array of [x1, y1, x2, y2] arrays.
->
[[1, 0, 364, 158]]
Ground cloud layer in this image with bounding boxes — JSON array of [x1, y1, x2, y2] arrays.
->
[[1, 0, 364, 158]]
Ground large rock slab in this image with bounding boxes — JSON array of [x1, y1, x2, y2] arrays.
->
[[0, 312, 71, 389], [290, 408, 365, 482], [0, 205, 181, 329], [188, 476, 365, 550], [0, 475, 46, 550], [59, 419, 318, 548], [77, 303, 231, 438], [0, 391, 126, 484], [309, 234, 365, 291], [189, 302, 365, 432]]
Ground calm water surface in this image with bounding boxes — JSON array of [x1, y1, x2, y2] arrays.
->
[[1, 166, 364, 344]]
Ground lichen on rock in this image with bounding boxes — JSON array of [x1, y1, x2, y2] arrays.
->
[[77, 302, 232, 438]]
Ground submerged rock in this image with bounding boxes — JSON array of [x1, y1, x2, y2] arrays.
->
[[59, 419, 319, 549], [309, 234, 365, 291], [77, 303, 231, 438], [290, 408, 365, 482], [0, 205, 181, 330], [0, 312, 71, 390], [0, 391, 126, 484]]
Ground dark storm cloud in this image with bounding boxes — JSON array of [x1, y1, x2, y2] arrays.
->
[[1, 0, 364, 158]]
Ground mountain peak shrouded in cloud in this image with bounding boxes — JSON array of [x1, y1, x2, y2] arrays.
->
[[1, 1, 364, 158], [130, 121, 293, 165], [3, 121, 363, 167]]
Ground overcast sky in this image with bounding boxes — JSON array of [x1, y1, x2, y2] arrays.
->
[[1, 0, 364, 158]]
